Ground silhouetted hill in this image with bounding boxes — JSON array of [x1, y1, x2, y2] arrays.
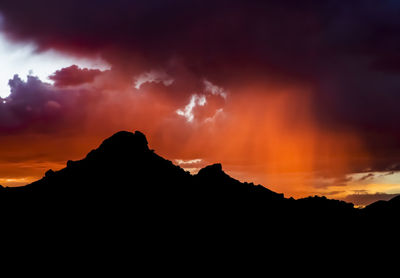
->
[[0, 130, 398, 227], [362, 195, 400, 221], [2, 131, 287, 199], [22, 131, 193, 196], [195, 163, 282, 195]]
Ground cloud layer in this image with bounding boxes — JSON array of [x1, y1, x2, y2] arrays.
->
[[1, 1, 400, 202]]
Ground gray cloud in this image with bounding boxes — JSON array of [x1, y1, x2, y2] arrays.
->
[[0, 74, 98, 134]]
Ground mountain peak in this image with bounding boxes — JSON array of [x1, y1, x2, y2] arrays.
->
[[197, 163, 224, 176], [98, 130, 149, 153]]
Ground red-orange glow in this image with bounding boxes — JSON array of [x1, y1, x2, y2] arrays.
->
[[157, 83, 371, 197], [0, 79, 373, 199]]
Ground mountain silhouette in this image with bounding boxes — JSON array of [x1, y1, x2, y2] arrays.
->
[[1, 131, 285, 197], [0, 130, 398, 227], [1, 129, 399, 265]]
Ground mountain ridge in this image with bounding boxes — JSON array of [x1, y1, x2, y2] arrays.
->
[[0, 130, 398, 224]]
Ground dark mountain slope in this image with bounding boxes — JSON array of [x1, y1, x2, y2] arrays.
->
[[363, 195, 400, 221], [0, 130, 289, 220], [23, 131, 193, 195], [5, 131, 278, 197]]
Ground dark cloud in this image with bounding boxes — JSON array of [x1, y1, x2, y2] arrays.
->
[[49, 65, 103, 87], [334, 176, 353, 186], [321, 191, 346, 196], [0, 0, 374, 79], [0, 74, 98, 134], [1, 1, 400, 174], [358, 173, 375, 182]]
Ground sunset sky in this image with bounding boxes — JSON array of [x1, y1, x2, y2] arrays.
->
[[1, 1, 400, 206]]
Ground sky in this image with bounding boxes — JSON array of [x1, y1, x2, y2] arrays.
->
[[0, 0, 400, 206]]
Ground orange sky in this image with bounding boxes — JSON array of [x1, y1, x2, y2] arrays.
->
[[1, 71, 397, 205]]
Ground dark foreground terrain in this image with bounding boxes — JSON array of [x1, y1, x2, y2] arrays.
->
[[1, 131, 397, 265]]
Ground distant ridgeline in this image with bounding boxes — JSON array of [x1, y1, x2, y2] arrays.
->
[[0, 130, 399, 227]]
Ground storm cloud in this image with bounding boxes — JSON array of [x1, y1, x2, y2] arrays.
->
[[49, 65, 103, 87], [0, 74, 94, 133], [1, 1, 400, 197]]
